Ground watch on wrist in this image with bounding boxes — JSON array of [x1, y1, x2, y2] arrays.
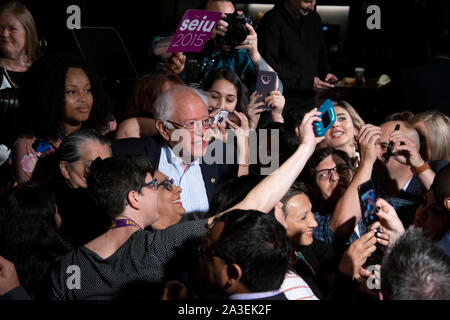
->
[[411, 161, 430, 176]]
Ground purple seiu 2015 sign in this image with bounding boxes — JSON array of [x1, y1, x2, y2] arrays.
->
[[167, 10, 222, 53]]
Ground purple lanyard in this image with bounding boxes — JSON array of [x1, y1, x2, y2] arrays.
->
[[110, 218, 142, 230]]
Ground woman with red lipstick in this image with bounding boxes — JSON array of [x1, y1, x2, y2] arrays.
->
[[322, 100, 365, 167], [11, 53, 114, 184]]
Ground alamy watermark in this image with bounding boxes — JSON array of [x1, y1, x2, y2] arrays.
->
[[366, 5, 381, 30], [66, 5, 81, 30], [66, 265, 81, 290], [366, 264, 381, 290], [168, 128, 280, 175]]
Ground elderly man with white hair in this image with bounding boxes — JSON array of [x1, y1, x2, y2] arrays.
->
[[111, 85, 239, 217]]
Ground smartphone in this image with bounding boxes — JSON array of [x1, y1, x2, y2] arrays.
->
[[313, 99, 336, 137], [213, 110, 229, 125], [358, 180, 378, 228], [384, 123, 400, 163], [255, 70, 277, 111]]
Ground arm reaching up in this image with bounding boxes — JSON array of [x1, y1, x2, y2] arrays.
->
[[209, 108, 325, 223]]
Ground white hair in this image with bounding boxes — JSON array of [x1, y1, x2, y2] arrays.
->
[[153, 85, 209, 128]]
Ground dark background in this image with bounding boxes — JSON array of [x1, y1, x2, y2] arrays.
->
[[16, 0, 450, 122]]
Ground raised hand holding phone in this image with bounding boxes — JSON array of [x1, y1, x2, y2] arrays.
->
[[313, 99, 336, 137], [255, 70, 277, 111]]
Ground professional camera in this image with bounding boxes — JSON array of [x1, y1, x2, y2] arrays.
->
[[217, 11, 253, 47], [0, 87, 20, 115]]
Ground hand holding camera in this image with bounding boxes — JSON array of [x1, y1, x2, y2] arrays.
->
[[211, 13, 229, 40], [216, 10, 254, 48], [234, 23, 260, 62]]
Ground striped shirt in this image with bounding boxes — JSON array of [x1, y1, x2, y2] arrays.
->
[[280, 270, 318, 300]]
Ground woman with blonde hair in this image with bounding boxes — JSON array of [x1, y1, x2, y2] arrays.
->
[[322, 100, 366, 166], [0, 1, 41, 83], [0, 1, 42, 146], [408, 111, 450, 162]]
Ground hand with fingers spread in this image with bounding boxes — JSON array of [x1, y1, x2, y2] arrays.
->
[[389, 131, 425, 169], [265, 90, 285, 123], [162, 52, 186, 75], [338, 230, 378, 279], [295, 108, 326, 155], [0, 255, 20, 295], [357, 124, 382, 165], [247, 91, 265, 129], [234, 23, 260, 62], [373, 198, 405, 249]]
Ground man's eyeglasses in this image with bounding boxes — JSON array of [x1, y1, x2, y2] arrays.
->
[[166, 117, 213, 130], [142, 178, 175, 191], [316, 164, 351, 180]]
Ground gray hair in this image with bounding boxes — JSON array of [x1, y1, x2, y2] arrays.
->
[[381, 226, 450, 300], [57, 128, 111, 164], [153, 85, 209, 128]]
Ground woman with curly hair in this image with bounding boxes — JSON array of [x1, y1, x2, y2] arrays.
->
[[0, 182, 71, 299], [11, 53, 115, 183]]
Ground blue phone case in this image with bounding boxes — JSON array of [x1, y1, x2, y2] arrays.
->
[[313, 99, 336, 137]]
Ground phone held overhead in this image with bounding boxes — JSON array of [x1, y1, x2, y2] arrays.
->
[[313, 99, 336, 137]]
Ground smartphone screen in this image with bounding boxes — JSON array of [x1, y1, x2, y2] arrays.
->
[[321, 110, 331, 128], [358, 180, 378, 227]]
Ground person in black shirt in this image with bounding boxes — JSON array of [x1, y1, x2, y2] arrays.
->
[[257, 0, 337, 112]]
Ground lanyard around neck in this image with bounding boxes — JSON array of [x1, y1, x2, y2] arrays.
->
[[110, 217, 142, 230]]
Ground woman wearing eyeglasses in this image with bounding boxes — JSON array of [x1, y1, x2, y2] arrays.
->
[[149, 170, 185, 230]]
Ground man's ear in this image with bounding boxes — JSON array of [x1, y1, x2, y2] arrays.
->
[[224, 263, 243, 293], [127, 190, 140, 210], [156, 120, 170, 141], [59, 161, 71, 180], [444, 197, 450, 211]]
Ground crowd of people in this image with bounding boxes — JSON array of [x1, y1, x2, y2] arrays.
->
[[0, 0, 449, 302]]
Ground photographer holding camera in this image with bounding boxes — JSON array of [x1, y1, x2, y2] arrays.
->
[[154, 0, 282, 93]]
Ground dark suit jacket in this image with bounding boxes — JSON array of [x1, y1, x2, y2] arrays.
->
[[111, 135, 239, 205]]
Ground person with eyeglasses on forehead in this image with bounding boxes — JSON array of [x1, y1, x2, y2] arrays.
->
[[112, 85, 239, 218]]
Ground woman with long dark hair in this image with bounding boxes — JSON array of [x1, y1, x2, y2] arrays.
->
[[0, 182, 70, 299], [12, 53, 114, 183]]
